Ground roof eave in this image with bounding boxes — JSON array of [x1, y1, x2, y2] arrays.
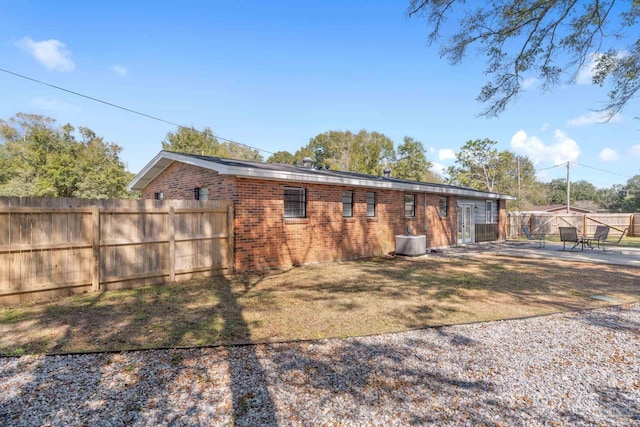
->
[[128, 151, 516, 200]]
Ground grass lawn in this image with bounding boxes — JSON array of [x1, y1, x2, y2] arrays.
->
[[1, 253, 639, 356]]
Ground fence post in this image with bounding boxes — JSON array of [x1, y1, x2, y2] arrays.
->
[[582, 215, 587, 235], [168, 205, 175, 282], [91, 205, 100, 292], [227, 203, 234, 274]]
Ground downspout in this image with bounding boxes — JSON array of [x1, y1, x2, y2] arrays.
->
[[423, 193, 427, 233]]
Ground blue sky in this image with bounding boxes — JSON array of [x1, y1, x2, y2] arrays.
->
[[1, 0, 638, 189]]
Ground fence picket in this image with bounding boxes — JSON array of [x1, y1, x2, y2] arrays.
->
[[0, 197, 233, 306]]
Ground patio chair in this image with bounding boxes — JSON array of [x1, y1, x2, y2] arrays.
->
[[522, 224, 545, 248], [559, 226, 587, 251], [591, 225, 610, 250]]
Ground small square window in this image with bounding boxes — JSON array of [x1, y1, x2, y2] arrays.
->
[[154, 191, 164, 200], [284, 187, 306, 218], [405, 194, 416, 217], [342, 191, 353, 217], [439, 197, 448, 217], [366, 192, 376, 217], [195, 187, 209, 200]]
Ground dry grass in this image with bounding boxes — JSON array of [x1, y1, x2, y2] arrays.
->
[[1, 254, 639, 356]]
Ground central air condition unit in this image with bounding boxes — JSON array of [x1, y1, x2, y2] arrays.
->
[[395, 235, 426, 256]]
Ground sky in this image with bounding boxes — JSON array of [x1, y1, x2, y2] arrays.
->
[[1, 0, 639, 189]]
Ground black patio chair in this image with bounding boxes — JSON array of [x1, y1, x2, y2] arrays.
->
[[522, 224, 545, 248]]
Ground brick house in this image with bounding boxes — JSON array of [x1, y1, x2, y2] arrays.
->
[[129, 151, 515, 272]]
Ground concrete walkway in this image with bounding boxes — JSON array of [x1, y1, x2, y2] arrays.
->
[[447, 241, 640, 267]]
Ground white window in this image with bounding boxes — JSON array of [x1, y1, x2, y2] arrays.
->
[[405, 194, 416, 217], [486, 201, 494, 223], [366, 192, 376, 217], [284, 187, 306, 218], [195, 187, 209, 200], [342, 191, 353, 217]]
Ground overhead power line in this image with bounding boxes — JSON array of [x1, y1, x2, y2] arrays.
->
[[0, 67, 274, 155], [575, 162, 633, 179], [534, 162, 567, 172]]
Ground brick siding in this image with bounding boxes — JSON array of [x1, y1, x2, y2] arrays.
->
[[142, 162, 503, 271]]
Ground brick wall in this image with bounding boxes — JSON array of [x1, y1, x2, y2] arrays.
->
[[141, 162, 496, 271], [233, 178, 415, 270], [141, 162, 235, 201]]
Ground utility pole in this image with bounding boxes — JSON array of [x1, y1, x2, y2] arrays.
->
[[517, 156, 522, 212], [566, 161, 571, 214]]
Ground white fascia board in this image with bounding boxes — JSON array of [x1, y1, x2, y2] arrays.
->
[[225, 167, 514, 200], [129, 151, 515, 200], [127, 152, 170, 191]]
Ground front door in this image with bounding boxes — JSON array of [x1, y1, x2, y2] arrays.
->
[[457, 204, 475, 244]]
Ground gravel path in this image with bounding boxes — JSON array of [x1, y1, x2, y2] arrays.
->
[[1, 303, 639, 426]]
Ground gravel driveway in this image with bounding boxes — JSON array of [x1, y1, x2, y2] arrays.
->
[[1, 303, 638, 426]]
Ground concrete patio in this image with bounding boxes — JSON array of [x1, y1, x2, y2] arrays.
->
[[446, 241, 640, 268]]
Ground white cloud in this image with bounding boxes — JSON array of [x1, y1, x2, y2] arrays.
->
[[110, 65, 128, 76], [576, 51, 626, 85], [510, 129, 581, 166], [567, 111, 621, 126], [631, 145, 640, 157], [576, 54, 599, 85], [599, 148, 618, 162], [16, 37, 74, 72], [521, 77, 538, 90], [29, 97, 79, 113], [540, 123, 550, 131], [430, 162, 446, 176], [438, 149, 456, 161]]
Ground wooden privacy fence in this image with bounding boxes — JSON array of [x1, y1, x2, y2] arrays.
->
[[0, 197, 234, 306], [508, 212, 636, 239]]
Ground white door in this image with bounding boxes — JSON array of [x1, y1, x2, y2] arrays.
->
[[457, 204, 475, 244]]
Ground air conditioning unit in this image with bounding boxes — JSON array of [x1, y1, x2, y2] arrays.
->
[[395, 235, 427, 256]]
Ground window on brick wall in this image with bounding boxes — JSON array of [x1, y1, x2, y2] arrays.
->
[[405, 194, 415, 217], [366, 192, 376, 217], [284, 187, 306, 218], [154, 192, 164, 200], [486, 200, 495, 223], [342, 190, 353, 217], [439, 196, 448, 217], [195, 187, 209, 200]]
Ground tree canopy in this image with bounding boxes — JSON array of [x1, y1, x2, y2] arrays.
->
[[446, 138, 546, 209], [273, 130, 441, 182], [408, 0, 640, 117], [162, 126, 263, 161], [0, 113, 134, 198]]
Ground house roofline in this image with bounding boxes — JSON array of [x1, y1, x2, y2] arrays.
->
[[128, 151, 517, 200]]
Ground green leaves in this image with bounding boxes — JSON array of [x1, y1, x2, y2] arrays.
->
[[162, 126, 263, 161], [409, 0, 639, 117], [0, 113, 133, 198]]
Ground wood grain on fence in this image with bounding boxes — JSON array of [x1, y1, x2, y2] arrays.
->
[[508, 212, 636, 239], [0, 198, 233, 306]]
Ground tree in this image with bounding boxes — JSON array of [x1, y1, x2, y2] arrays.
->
[[447, 139, 500, 192], [392, 136, 440, 182], [267, 150, 296, 165], [0, 113, 133, 198], [408, 0, 640, 117], [494, 151, 547, 209], [301, 130, 396, 175], [162, 126, 263, 161], [446, 138, 545, 208]]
